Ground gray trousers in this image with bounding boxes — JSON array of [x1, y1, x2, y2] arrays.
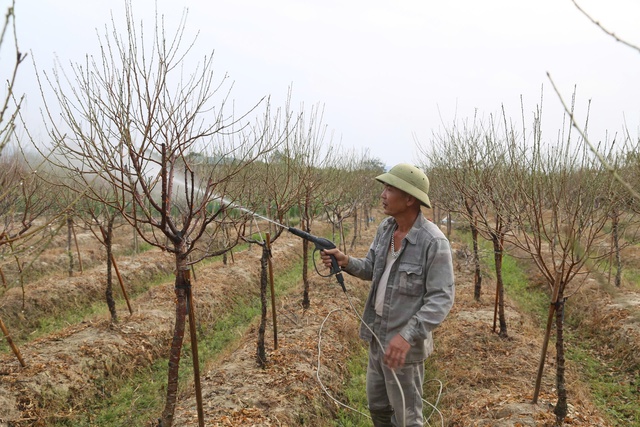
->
[[367, 317, 424, 427]]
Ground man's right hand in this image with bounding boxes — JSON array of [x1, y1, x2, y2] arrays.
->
[[320, 247, 348, 269]]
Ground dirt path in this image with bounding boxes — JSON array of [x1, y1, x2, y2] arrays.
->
[[170, 280, 368, 426]]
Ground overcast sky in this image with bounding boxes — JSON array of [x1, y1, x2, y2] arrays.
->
[[13, 0, 640, 168]]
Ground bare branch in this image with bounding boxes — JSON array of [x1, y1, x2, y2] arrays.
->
[[547, 72, 640, 201], [571, 0, 640, 53]]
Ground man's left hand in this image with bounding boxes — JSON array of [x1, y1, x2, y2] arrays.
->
[[384, 334, 410, 370]]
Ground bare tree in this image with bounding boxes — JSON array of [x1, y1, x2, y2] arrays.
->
[[503, 97, 613, 423], [423, 113, 516, 335], [243, 155, 299, 366], [347, 155, 385, 251], [599, 138, 640, 288], [322, 153, 362, 253], [288, 103, 334, 309], [73, 189, 131, 323], [229, 99, 299, 367], [422, 116, 486, 302], [0, 150, 55, 298], [0, 0, 39, 257], [37, 3, 279, 426]]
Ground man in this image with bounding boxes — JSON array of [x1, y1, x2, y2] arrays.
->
[[321, 163, 455, 427]]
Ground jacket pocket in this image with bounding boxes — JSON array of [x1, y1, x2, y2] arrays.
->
[[397, 262, 423, 296]]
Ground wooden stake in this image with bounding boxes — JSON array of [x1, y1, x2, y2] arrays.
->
[[533, 272, 562, 403], [492, 280, 499, 333], [266, 233, 278, 349], [0, 317, 25, 367], [71, 219, 83, 274], [184, 269, 205, 427], [111, 254, 133, 315]]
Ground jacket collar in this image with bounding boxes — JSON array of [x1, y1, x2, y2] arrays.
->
[[386, 212, 425, 246]]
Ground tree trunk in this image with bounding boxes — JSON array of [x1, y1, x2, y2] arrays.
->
[[364, 204, 371, 230], [302, 201, 311, 310], [302, 237, 310, 309], [553, 293, 568, 424], [10, 244, 25, 310], [132, 226, 138, 255], [184, 269, 204, 427], [104, 223, 118, 324], [350, 208, 358, 251], [612, 213, 622, 287], [471, 218, 482, 301], [492, 235, 508, 338], [339, 218, 347, 253], [256, 243, 269, 367], [67, 216, 74, 277], [267, 234, 278, 350], [111, 253, 133, 315], [159, 255, 189, 427]]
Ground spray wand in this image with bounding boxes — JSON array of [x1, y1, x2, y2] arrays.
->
[[224, 202, 346, 291]]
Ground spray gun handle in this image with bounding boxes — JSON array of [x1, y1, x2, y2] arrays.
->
[[288, 227, 339, 272], [288, 227, 346, 291]]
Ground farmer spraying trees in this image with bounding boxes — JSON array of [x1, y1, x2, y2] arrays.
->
[[322, 163, 455, 427]]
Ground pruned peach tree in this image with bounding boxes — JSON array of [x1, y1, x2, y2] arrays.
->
[[422, 115, 488, 302], [347, 155, 385, 252], [73, 188, 133, 323], [288, 103, 335, 309], [501, 100, 615, 424], [0, 2, 58, 368], [423, 112, 517, 337], [225, 99, 300, 367], [36, 3, 279, 426]]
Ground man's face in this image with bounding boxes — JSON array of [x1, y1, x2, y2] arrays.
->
[[380, 184, 412, 216]]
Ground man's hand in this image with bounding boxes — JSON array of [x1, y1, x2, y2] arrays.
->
[[320, 247, 349, 269], [384, 334, 410, 370]]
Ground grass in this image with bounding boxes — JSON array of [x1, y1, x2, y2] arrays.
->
[[623, 267, 640, 292], [566, 344, 640, 426], [333, 344, 370, 427], [82, 360, 169, 426], [497, 250, 550, 325], [52, 256, 305, 426]]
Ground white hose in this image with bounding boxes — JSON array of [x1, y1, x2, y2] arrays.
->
[[316, 289, 445, 427]]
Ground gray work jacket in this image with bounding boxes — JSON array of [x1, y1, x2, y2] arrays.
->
[[344, 213, 455, 363]]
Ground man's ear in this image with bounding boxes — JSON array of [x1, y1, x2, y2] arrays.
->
[[406, 194, 419, 207]]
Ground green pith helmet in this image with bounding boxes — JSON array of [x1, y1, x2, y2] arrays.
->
[[375, 163, 431, 208]]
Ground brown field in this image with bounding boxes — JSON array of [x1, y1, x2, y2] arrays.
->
[[0, 210, 638, 426]]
